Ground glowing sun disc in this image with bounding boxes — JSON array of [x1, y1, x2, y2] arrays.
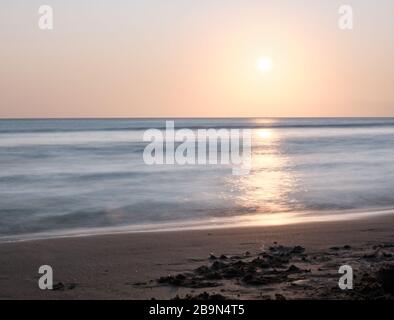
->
[[257, 57, 273, 72], [258, 129, 272, 139]]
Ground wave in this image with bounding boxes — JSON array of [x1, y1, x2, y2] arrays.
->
[[2, 207, 394, 243]]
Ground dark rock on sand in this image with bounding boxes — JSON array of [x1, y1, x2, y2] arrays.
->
[[286, 265, 310, 274], [52, 282, 77, 291], [52, 282, 65, 291], [158, 274, 221, 288], [155, 242, 394, 300], [174, 292, 228, 300]]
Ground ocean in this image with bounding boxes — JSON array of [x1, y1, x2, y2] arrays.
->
[[1, 118, 394, 241]]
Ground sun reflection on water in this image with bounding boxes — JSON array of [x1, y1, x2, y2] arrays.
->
[[229, 128, 299, 217]]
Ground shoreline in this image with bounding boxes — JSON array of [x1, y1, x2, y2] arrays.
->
[[1, 213, 394, 299], [2, 207, 394, 244]]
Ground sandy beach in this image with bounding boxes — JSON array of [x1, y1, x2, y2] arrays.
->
[[1, 214, 394, 300]]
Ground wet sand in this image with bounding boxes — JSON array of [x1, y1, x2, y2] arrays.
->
[[1, 214, 394, 300]]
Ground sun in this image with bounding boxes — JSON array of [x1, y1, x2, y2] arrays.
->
[[257, 57, 273, 73], [258, 129, 272, 139]]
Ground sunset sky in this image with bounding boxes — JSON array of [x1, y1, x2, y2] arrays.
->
[[1, 0, 394, 118]]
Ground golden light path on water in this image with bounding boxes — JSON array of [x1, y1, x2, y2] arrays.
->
[[222, 125, 394, 227], [226, 124, 300, 225]]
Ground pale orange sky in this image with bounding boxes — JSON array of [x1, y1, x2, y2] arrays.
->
[[1, 0, 394, 118]]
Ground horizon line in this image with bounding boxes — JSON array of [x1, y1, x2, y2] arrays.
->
[[1, 116, 394, 121]]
